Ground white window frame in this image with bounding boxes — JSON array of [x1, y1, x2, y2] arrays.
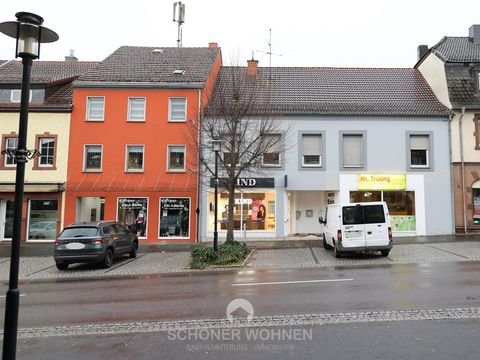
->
[[3, 137, 18, 167], [38, 137, 55, 168], [301, 134, 323, 167], [86, 96, 105, 121], [125, 144, 145, 172], [83, 144, 103, 172], [409, 135, 430, 168], [167, 144, 186, 172], [127, 97, 146, 122], [11, 89, 32, 103], [168, 97, 187, 122]]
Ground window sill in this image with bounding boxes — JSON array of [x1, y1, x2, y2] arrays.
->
[[166, 170, 186, 173], [32, 166, 57, 171], [125, 170, 144, 173], [0, 166, 16, 170], [83, 170, 102, 173], [85, 119, 104, 122], [126, 120, 146, 123], [168, 119, 187, 123]]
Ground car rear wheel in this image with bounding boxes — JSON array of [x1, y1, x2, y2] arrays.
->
[[103, 248, 114, 268], [381, 250, 390, 257], [129, 241, 138, 258], [56, 262, 69, 270]]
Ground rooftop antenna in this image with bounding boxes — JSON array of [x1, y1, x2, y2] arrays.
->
[[173, 1, 186, 47], [256, 28, 282, 80]]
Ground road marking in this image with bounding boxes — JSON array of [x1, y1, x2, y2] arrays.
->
[[0, 294, 26, 298], [232, 278, 353, 287]]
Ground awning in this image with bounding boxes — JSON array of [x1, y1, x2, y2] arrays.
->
[[0, 183, 65, 193]]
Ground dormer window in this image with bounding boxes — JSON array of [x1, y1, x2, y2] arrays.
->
[[173, 69, 185, 75], [11, 89, 32, 103]]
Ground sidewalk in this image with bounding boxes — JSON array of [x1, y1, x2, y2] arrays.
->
[[0, 235, 479, 282]]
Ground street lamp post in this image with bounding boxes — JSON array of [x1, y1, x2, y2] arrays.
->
[[0, 12, 58, 360], [211, 139, 222, 252]]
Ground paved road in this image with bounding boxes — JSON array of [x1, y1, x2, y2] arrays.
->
[[1, 261, 479, 328], [13, 319, 480, 360]]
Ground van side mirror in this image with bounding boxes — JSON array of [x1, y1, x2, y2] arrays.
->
[[318, 216, 325, 225]]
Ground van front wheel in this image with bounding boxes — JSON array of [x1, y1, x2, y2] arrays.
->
[[323, 235, 331, 250]]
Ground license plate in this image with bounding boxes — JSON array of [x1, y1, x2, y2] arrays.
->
[[345, 230, 363, 239], [65, 242, 86, 250]]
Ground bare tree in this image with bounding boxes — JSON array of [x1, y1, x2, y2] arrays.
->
[[197, 66, 290, 243]]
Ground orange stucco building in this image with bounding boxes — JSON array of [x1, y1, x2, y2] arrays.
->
[[64, 44, 222, 242]]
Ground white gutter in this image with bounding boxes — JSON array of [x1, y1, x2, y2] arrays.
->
[[448, 112, 456, 234]]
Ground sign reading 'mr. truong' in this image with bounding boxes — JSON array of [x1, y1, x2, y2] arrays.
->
[[210, 178, 275, 188]]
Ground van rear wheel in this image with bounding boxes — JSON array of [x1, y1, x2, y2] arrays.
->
[[381, 250, 390, 257], [334, 242, 342, 258]]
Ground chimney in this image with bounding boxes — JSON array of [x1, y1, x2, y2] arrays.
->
[[247, 59, 258, 76], [65, 49, 78, 61], [417, 45, 429, 60], [469, 25, 480, 44], [208, 42, 218, 48]]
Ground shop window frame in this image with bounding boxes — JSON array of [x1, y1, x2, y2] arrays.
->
[[158, 197, 191, 239], [116, 197, 149, 238]]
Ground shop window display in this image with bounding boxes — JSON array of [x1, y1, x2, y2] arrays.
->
[[209, 191, 276, 231], [159, 198, 190, 238], [349, 191, 416, 231], [117, 198, 148, 237], [28, 200, 58, 240]]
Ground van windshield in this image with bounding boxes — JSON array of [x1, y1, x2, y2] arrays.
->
[[342, 205, 385, 225]]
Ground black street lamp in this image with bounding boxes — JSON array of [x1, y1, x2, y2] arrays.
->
[[211, 139, 222, 252], [0, 12, 58, 360]]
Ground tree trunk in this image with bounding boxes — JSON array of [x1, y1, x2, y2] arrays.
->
[[226, 181, 236, 243]]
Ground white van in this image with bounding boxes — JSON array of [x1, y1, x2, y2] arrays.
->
[[319, 202, 392, 258]]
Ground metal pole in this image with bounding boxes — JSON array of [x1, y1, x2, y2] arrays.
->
[[2, 55, 33, 360], [213, 150, 218, 251]]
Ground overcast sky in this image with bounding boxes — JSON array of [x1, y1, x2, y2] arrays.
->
[[1, 0, 480, 68]]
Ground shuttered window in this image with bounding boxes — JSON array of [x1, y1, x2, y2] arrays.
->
[[410, 135, 430, 167], [302, 134, 322, 167], [169, 98, 187, 121], [86, 97, 104, 121], [342, 134, 363, 168], [262, 134, 281, 166], [128, 98, 146, 121]]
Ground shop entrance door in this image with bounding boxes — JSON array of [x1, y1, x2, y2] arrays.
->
[[0, 200, 15, 241]]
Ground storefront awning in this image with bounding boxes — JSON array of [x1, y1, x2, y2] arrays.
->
[[0, 183, 65, 193]]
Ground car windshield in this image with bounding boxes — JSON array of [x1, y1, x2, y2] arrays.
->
[[59, 227, 98, 238]]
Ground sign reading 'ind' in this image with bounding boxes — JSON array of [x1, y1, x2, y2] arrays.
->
[[358, 174, 406, 190]]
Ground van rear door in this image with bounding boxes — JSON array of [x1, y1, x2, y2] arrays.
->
[[363, 204, 389, 247], [341, 205, 366, 248]]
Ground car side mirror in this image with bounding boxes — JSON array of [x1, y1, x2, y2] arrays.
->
[[318, 216, 325, 225]]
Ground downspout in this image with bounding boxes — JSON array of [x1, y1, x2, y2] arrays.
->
[[448, 112, 456, 234], [196, 89, 202, 242], [459, 107, 467, 234]]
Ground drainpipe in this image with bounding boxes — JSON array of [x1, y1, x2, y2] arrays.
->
[[459, 107, 467, 234], [448, 112, 456, 234], [196, 89, 202, 242]]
